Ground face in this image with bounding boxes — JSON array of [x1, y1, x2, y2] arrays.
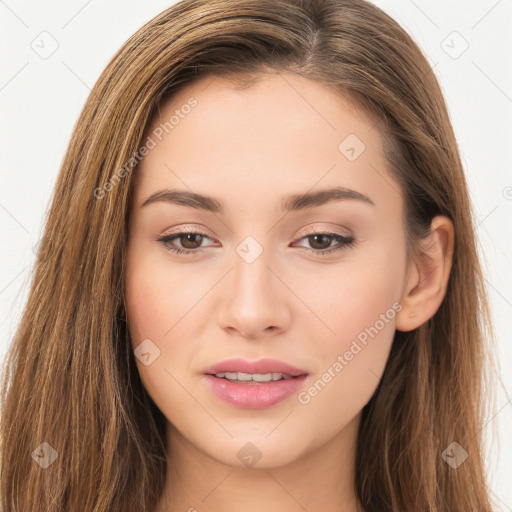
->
[[125, 72, 409, 468]]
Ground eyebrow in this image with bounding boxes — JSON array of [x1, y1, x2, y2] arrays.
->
[[141, 186, 375, 212]]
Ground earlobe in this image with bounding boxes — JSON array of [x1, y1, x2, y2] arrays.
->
[[396, 216, 454, 332]]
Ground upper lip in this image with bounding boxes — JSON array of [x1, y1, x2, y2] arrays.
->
[[203, 357, 308, 377]]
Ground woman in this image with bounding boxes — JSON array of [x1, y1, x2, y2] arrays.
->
[[0, 0, 497, 510]]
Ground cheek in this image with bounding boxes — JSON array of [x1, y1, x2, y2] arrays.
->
[[295, 242, 405, 410], [125, 254, 203, 428], [125, 244, 200, 343], [124, 247, 186, 398], [300, 249, 404, 355]]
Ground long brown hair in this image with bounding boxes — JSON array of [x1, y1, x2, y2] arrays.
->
[[0, 0, 497, 510]]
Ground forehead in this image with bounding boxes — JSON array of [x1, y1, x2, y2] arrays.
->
[[132, 72, 398, 214]]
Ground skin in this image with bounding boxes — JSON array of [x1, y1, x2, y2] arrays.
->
[[124, 71, 454, 512]]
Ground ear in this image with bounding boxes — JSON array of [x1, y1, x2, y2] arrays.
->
[[396, 215, 455, 332]]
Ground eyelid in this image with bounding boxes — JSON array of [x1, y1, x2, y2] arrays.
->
[[294, 224, 352, 239], [159, 225, 216, 240]]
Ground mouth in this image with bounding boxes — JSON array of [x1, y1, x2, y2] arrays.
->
[[202, 357, 309, 409]]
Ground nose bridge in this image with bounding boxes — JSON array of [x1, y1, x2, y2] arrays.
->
[[217, 233, 291, 336], [232, 234, 277, 304]]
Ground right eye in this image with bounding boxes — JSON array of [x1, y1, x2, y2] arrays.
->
[[156, 230, 216, 255]]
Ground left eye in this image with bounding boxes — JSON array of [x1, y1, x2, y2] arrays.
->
[[156, 230, 356, 256], [293, 233, 356, 254]]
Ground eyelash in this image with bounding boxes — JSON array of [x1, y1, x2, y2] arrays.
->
[[155, 228, 356, 256]]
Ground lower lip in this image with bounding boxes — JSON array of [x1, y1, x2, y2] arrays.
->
[[203, 374, 308, 409]]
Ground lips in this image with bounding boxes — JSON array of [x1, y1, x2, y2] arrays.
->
[[202, 357, 309, 409], [203, 357, 308, 378]]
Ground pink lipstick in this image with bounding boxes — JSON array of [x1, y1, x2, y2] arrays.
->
[[203, 357, 308, 409]]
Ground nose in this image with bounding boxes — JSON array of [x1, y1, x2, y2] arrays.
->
[[216, 244, 292, 339]]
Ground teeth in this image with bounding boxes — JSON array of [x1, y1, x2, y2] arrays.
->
[[251, 373, 272, 382], [214, 372, 288, 382]]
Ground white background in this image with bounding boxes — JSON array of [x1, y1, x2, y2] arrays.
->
[[1, 0, 511, 509]]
